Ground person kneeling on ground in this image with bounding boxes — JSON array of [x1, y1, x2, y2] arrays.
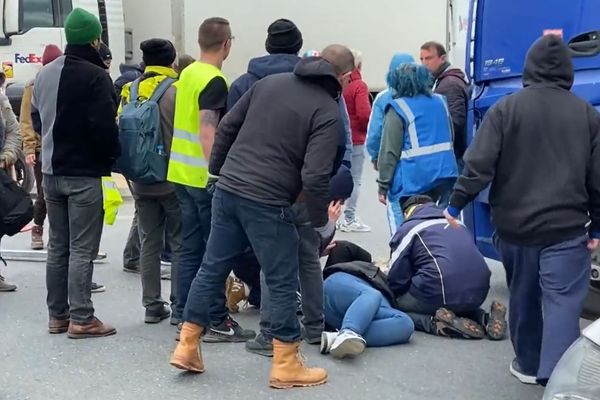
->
[[388, 195, 507, 340], [320, 241, 414, 358]]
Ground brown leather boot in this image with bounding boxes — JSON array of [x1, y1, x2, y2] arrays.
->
[[31, 225, 44, 250], [48, 317, 70, 334], [269, 339, 327, 389], [170, 322, 205, 373], [67, 317, 116, 339]]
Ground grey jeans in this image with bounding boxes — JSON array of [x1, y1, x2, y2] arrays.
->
[[123, 180, 141, 269], [43, 175, 104, 324], [135, 191, 182, 313], [344, 144, 366, 222], [260, 203, 324, 341]]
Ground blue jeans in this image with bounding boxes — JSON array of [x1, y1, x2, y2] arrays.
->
[[183, 188, 301, 342], [324, 272, 414, 347], [495, 234, 590, 381], [386, 195, 404, 237], [344, 144, 366, 222], [174, 184, 225, 325]]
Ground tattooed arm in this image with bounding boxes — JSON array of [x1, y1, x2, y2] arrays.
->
[[199, 109, 219, 159]]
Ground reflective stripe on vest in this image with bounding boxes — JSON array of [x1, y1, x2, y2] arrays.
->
[[167, 62, 226, 188], [393, 97, 453, 160]]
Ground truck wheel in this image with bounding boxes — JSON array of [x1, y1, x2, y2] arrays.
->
[[14, 151, 34, 194]]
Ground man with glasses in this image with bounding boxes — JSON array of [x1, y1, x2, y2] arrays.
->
[[170, 44, 355, 389]]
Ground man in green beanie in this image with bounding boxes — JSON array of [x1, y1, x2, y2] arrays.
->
[[32, 7, 120, 339]]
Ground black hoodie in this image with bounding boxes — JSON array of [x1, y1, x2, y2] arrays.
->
[[211, 57, 342, 227], [449, 35, 600, 246]]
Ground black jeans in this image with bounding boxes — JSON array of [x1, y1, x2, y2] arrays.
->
[[325, 241, 373, 267], [184, 188, 301, 342]]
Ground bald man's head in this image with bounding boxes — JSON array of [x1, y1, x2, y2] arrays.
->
[[321, 44, 355, 76]]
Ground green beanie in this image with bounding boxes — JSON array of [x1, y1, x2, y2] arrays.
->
[[64, 8, 102, 45]]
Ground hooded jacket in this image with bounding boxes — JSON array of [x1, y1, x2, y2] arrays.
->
[[343, 68, 372, 145], [388, 204, 490, 306], [433, 63, 470, 160], [114, 62, 144, 96], [449, 35, 600, 245], [366, 53, 415, 161], [211, 57, 342, 228], [227, 53, 353, 171], [227, 53, 300, 111], [33, 44, 120, 177]]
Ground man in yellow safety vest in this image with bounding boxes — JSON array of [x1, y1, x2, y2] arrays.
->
[[167, 17, 255, 341]]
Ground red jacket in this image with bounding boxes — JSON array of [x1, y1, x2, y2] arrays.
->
[[343, 69, 372, 145]]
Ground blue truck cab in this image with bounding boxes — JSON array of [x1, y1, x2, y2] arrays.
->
[[463, 0, 600, 259]]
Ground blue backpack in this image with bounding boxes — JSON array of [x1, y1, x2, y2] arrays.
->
[[117, 76, 175, 184]]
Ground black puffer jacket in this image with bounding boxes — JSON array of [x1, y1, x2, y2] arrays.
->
[[323, 261, 397, 308]]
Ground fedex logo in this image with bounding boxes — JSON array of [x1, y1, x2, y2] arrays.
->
[[15, 53, 42, 64]]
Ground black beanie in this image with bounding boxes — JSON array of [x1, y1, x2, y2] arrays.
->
[[329, 166, 354, 201], [140, 39, 177, 67], [98, 42, 112, 67], [265, 19, 303, 55], [401, 195, 434, 212]]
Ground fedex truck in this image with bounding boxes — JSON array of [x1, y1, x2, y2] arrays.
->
[[0, 0, 125, 113]]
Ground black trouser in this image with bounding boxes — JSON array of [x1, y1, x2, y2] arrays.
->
[[33, 152, 46, 226]]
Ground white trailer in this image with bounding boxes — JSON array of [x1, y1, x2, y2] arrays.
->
[[125, 0, 469, 92]]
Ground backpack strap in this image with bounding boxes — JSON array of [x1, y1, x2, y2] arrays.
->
[[130, 78, 141, 100], [149, 77, 176, 102]]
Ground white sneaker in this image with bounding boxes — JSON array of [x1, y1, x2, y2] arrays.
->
[[509, 359, 538, 385], [339, 219, 371, 233], [320, 331, 338, 354], [330, 329, 366, 358]]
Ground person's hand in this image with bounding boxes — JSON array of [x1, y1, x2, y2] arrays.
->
[[322, 240, 337, 257], [378, 194, 387, 205], [443, 208, 461, 228], [588, 238, 600, 251], [25, 154, 36, 166], [328, 200, 343, 223]]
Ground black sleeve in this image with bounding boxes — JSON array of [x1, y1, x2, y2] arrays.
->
[[587, 105, 600, 237], [449, 103, 503, 211], [209, 85, 255, 176], [302, 107, 342, 227], [88, 72, 120, 162], [199, 76, 228, 111]]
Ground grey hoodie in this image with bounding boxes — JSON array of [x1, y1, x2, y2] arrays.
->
[[211, 57, 342, 228]]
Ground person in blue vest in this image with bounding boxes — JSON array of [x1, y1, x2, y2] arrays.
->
[[365, 53, 415, 166], [389, 195, 507, 340], [377, 61, 457, 235]]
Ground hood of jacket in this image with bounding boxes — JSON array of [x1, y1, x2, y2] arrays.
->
[[523, 34, 573, 89], [294, 57, 341, 99], [64, 44, 107, 69], [438, 66, 468, 84], [247, 53, 300, 79], [388, 53, 415, 75], [406, 203, 445, 221], [119, 62, 144, 75]]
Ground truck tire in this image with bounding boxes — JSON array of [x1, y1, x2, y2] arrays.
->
[[13, 150, 34, 194]]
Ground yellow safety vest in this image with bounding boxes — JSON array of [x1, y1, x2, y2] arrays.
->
[[101, 176, 123, 225], [167, 61, 226, 188]]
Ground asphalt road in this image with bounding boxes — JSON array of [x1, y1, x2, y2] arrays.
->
[[0, 167, 547, 400]]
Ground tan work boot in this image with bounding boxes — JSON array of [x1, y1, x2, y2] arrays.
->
[[31, 225, 44, 250], [48, 317, 70, 334], [170, 322, 205, 373], [269, 339, 327, 389]]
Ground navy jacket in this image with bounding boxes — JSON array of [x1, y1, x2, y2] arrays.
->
[[387, 204, 490, 306], [227, 54, 301, 111]]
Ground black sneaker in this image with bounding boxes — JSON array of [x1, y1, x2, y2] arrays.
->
[[123, 265, 140, 274], [203, 316, 256, 343], [509, 359, 538, 385], [91, 282, 106, 293], [145, 305, 171, 324], [245, 333, 273, 357]]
